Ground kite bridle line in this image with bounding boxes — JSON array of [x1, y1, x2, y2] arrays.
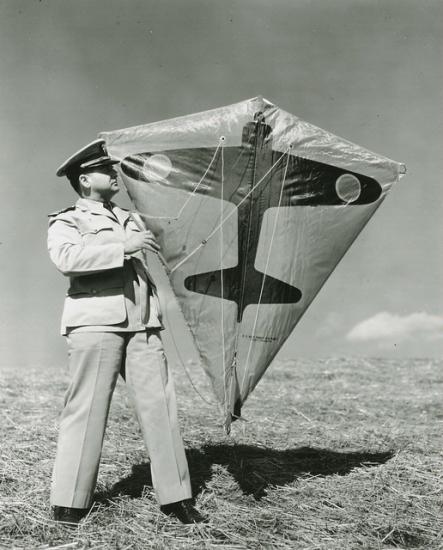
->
[[173, 130, 255, 278], [219, 137, 228, 416], [130, 135, 294, 422], [139, 140, 224, 222], [165, 140, 292, 425], [169, 146, 291, 274], [239, 146, 292, 400]]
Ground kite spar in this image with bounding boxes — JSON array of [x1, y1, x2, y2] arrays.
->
[[100, 97, 405, 432]]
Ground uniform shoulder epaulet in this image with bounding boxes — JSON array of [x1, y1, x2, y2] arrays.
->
[[47, 205, 76, 218]]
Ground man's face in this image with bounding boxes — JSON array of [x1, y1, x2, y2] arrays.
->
[[80, 165, 120, 200]]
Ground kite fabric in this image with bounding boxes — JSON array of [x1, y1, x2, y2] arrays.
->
[[100, 96, 405, 431]]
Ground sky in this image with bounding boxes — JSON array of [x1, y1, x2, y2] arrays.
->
[[0, 0, 442, 369]]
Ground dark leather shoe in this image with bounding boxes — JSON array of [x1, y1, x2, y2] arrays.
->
[[160, 500, 206, 524], [53, 506, 88, 526]]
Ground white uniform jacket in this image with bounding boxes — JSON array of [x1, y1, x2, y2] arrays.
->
[[48, 198, 161, 334]]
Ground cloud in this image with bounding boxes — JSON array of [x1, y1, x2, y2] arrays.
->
[[346, 312, 443, 343]]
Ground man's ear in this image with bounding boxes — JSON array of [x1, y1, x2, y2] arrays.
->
[[79, 174, 91, 193]]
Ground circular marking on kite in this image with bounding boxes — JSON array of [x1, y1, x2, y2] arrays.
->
[[142, 154, 172, 181], [335, 173, 361, 203]]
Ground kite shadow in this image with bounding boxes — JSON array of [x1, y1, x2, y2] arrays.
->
[[189, 444, 394, 500], [95, 444, 394, 503]]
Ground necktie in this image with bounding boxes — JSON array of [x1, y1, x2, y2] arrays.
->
[[103, 202, 118, 221]]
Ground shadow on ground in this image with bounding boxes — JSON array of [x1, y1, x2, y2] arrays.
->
[[96, 445, 394, 503]]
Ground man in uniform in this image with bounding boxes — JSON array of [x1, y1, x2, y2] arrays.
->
[[48, 139, 203, 525]]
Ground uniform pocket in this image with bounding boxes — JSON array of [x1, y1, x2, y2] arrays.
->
[[79, 221, 114, 236]]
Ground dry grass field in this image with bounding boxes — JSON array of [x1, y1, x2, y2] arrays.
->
[[0, 356, 441, 549]]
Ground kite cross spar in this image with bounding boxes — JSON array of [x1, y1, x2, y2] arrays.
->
[[100, 96, 405, 433]]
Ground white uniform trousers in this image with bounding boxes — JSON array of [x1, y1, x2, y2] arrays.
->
[[50, 329, 192, 508]]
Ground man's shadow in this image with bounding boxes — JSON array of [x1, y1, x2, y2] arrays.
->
[[96, 444, 394, 502]]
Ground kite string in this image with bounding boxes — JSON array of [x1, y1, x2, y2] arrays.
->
[[240, 148, 292, 395], [170, 147, 290, 274], [129, 213, 216, 406], [166, 324, 216, 407], [140, 140, 223, 221]]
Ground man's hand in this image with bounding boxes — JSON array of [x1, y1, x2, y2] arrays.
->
[[124, 231, 160, 255]]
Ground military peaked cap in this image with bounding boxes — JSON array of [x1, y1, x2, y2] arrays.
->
[[56, 139, 119, 177]]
